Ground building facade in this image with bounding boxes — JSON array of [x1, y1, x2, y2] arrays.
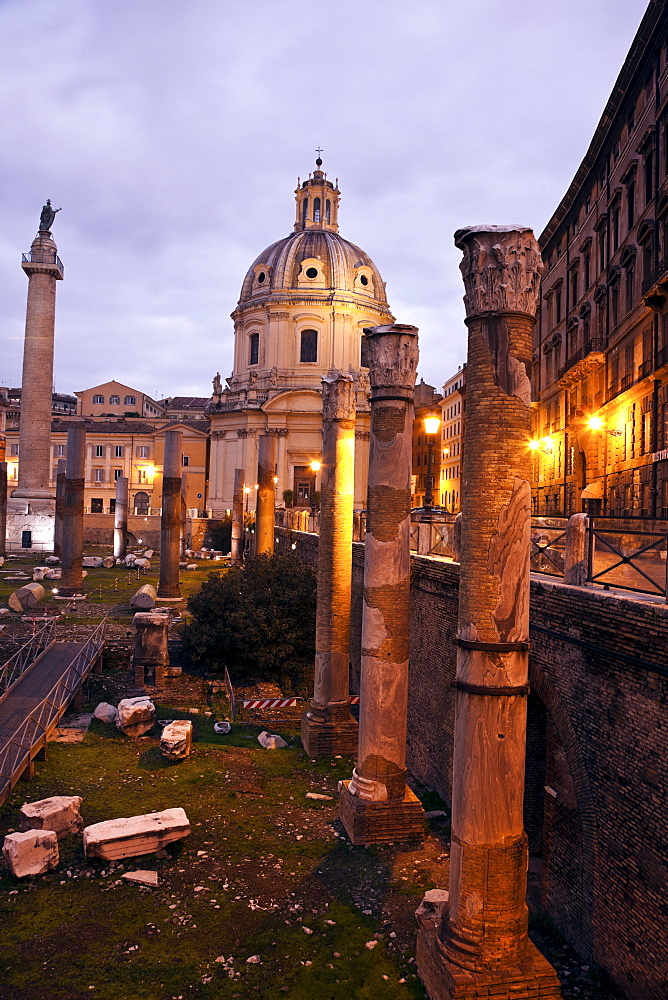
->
[[411, 380, 442, 508], [533, 2, 668, 517], [207, 158, 395, 514], [439, 366, 465, 512]]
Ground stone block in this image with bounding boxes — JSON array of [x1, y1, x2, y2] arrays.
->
[[160, 720, 192, 760], [19, 795, 84, 840], [83, 807, 191, 860], [416, 903, 562, 999], [338, 780, 424, 845], [116, 697, 156, 737], [93, 702, 117, 724], [258, 731, 287, 749], [3, 829, 59, 877]]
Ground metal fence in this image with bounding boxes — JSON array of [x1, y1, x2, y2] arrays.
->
[[530, 517, 567, 578], [586, 516, 668, 598]]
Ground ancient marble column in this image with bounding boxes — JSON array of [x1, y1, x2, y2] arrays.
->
[[54, 459, 66, 558], [302, 374, 358, 758], [231, 468, 244, 565], [60, 420, 86, 598], [0, 461, 7, 557], [13, 231, 63, 500], [339, 324, 424, 845], [256, 435, 277, 556], [416, 228, 561, 1000], [114, 476, 129, 560], [157, 430, 182, 600]]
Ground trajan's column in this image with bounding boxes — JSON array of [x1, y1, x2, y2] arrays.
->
[[7, 201, 63, 551]]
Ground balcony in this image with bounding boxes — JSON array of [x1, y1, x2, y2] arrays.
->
[[642, 255, 668, 311], [21, 250, 64, 279], [558, 338, 607, 388]]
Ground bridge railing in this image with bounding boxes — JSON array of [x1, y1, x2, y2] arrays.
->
[[530, 517, 568, 578], [0, 618, 107, 804], [0, 619, 58, 695]]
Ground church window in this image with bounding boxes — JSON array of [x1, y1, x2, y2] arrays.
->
[[302, 198, 308, 227], [360, 274, 369, 286], [305, 267, 319, 279], [249, 332, 259, 366], [360, 335, 371, 369], [325, 200, 331, 223], [300, 329, 318, 363], [257, 271, 266, 284], [313, 198, 321, 224]]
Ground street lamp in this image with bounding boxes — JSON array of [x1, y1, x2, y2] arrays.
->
[[422, 414, 441, 515], [244, 485, 250, 514], [309, 460, 321, 516]]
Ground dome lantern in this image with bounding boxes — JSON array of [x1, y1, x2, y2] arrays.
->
[[294, 154, 340, 233]]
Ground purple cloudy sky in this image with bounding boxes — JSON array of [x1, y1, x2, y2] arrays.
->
[[0, 0, 650, 400]]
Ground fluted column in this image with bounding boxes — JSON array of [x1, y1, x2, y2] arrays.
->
[[417, 227, 560, 1000], [339, 324, 424, 845], [157, 430, 182, 599], [114, 476, 129, 560], [256, 435, 276, 556], [302, 374, 358, 757], [231, 468, 244, 565], [60, 420, 86, 597]]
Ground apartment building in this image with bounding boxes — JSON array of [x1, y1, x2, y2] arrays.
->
[[533, 2, 668, 517]]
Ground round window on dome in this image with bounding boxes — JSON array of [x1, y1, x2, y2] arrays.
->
[[305, 267, 319, 279], [360, 274, 369, 286], [257, 271, 266, 284]]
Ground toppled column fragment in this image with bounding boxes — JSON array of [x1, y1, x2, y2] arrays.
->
[[3, 829, 59, 877], [19, 795, 84, 840], [83, 807, 191, 860]]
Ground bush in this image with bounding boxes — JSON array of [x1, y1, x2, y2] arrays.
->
[[282, 489, 294, 507], [204, 516, 232, 554], [183, 553, 317, 694]]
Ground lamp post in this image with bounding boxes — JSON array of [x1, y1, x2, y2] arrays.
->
[[310, 460, 321, 519], [422, 414, 441, 515]]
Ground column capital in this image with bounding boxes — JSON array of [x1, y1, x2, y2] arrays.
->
[[454, 226, 543, 318], [363, 324, 419, 393], [322, 373, 356, 422]]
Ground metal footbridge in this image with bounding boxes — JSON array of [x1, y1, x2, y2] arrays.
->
[[0, 619, 106, 806]]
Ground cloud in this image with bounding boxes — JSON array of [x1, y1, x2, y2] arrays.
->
[[0, 0, 649, 395]]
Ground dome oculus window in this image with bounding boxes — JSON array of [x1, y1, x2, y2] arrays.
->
[[360, 274, 369, 286], [257, 271, 266, 284], [300, 329, 318, 363], [249, 332, 259, 366], [305, 266, 319, 279]]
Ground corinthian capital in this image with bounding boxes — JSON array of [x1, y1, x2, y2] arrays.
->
[[322, 373, 356, 422], [363, 324, 419, 392], [454, 226, 543, 318]]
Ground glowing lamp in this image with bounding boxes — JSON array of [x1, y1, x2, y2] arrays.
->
[[588, 415, 604, 431], [424, 415, 441, 436], [310, 461, 321, 472], [529, 439, 541, 451]]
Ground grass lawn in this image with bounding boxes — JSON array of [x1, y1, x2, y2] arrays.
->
[[0, 675, 440, 1000]]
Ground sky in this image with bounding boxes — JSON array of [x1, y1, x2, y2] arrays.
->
[[0, 0, 651, 400]]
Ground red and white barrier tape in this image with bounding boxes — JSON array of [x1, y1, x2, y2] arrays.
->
[[241, 697, 299, 710]]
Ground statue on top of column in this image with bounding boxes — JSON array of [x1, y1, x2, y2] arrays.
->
[[39, 200, 61, 232], [212, 372, 222, 395]]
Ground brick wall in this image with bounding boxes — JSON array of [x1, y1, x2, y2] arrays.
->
[[277, 528, 668, 1000], [82, 513, 161, 549]]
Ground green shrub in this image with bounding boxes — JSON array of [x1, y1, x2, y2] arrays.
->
[[204, 516, 232, 553], [183, 553, 316, 693]]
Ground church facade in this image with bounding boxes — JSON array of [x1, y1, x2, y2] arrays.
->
[[207, 160, 394, 514]]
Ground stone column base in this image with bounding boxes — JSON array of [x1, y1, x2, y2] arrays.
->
[[338, 779, 424, 845], [301, 702, 358, 758], [416, 904, 562, 1000]]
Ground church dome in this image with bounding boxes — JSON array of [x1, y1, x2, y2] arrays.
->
[[238, 229, 390, 308], [236, 158, 390, 311]]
